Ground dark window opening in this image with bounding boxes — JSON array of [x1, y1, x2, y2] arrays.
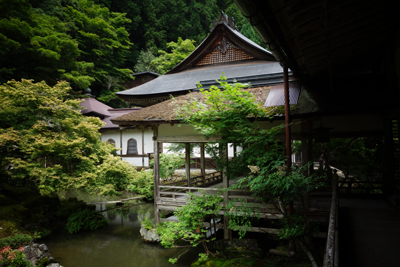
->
[[127, 139, 138, 155]]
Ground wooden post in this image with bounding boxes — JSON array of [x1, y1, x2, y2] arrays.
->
[[284, 66, 292, 173], [307, 120, 314, 175], [153, 126, 160, 225], [142, 129, 145, 167], [200, 143, 206, 185], [221, 143, 230, 240], [301, 120, 310, 211], [185, 143, 191, 187], [383, 116, 395, 196], [120, 130, 123, 156]]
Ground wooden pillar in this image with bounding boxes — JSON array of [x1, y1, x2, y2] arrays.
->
[[233, 144, 237, 158], [153, 126, 160, 225], [220, 143, 230, 240], [284, 66, 292, 173], [301, 120, 310, 211], [308, 120, 314, 175], [200, 143, 206, 185], [383, 116, 395, 195], [120, 130, 123, 156], [185, 143, 191, 187], [142, 129, 145, 167]]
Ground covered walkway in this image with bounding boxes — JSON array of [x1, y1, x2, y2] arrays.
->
[[339, 196, 400, 267]]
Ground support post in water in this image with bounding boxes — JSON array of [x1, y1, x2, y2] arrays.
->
[[221, 142, 231, 240], [185, 143, 191, 187], [153, 126, 160, 225]]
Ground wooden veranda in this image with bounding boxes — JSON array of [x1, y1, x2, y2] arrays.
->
[[152, 127, 334, 240]]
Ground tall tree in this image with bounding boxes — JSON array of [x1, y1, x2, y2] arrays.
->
[[150, 37, 196, 74], [0, 79, 137, 195]]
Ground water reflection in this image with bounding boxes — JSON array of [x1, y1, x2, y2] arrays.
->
[[45, 192, 201, 267]]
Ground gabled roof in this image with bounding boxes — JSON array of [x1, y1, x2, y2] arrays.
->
[[112, 84, 301, 126], [116, 19, 280, 106], [167, 21, 276, 74], [117, 60, 283, 98], [79, 98, 111, 118], [79, 98, 141, 129]]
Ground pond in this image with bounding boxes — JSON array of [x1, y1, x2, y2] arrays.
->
[[44, 192, 201, 267]]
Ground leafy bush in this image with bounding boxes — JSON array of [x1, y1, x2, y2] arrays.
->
[[66, 209, 108, 234], [0, 246, 31, 267], [0, 234, 33, 249], [150, 153, 185, 181], [157, 191, 223, 263], [127, 170, 154, 199], [0, 80, 138, 196], [139, 217, 154, 230]]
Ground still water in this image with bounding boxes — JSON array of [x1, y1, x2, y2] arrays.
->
[[44, 193, 200, 267]]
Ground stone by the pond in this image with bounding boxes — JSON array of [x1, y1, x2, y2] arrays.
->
[[46, 264, 63, 267], [140, 225, 160, 242], [23, 243, 59, 266]]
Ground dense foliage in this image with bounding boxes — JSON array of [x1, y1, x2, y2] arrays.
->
[[157, 192, 223, 263], [0, 0, 132, 107], [0, 246, 31, 267], [66, 208, 108, 234], [178, 78, 325, 266], [0, 79, 138, 195], [1, 0, 266, 107], [150, 37, 196, 74]]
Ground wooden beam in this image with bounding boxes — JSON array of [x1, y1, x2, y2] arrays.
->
[[200, 143, 206, 185], [220, 143, 231, 240], [156, 135, 221, 143], [153, 126, 160, 225], [185, 143, 191, 187], [142, 129, 145, 167]]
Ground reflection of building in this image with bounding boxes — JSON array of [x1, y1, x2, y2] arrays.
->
[[79, 98, 154, 167]]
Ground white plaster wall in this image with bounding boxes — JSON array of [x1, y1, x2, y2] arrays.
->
[[101, 130, 121, 155], [121, 129, 143, 155], [143, 129, 154, 154], [122, 157, 144, 167]]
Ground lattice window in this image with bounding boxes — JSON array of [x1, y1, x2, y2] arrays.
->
[[106, 139, 116, 146], [196, 37, 254, 66], [127, 138, 138, 155]]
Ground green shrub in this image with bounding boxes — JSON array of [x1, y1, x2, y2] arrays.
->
[[0, 246, 31, 267], [127, 170, 154, 199], [0, 234, 33, 249], [66, 209, 108, 234], [139, 217, 154, 230]]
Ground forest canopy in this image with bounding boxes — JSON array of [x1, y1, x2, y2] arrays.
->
[[0, 0, 265, 107]]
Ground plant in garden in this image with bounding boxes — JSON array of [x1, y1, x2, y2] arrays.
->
[[149, 153, 185, 181], [0, 246, 30, 267], [139, 217, 154, 230], [157, 191, 223, 264], [127, 169, 154, 200], [66, 208, 108, 234], [0, 79, 137, 195], [178, 77, 326, 266]]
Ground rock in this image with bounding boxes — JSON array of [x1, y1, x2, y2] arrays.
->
[[23, 243, 61, 267], [39, 244, 48, 251], [47, 264, 63, 267], [140, 225, 160, 242]]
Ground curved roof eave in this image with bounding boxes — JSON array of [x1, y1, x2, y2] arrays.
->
[[167, 22, 276, 74]]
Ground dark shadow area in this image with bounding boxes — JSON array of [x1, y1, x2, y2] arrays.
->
[[339, 195, 400, 267]]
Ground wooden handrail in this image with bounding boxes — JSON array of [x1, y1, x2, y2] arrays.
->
[[323, 170, 339, 267]]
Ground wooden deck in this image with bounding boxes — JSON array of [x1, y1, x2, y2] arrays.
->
[[155, 172, 331, 237]]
